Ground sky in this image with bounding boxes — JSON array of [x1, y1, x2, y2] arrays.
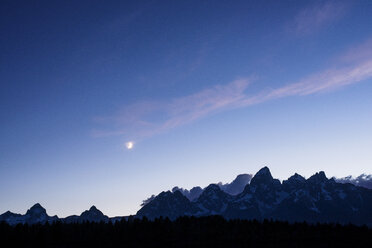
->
[[1, 0, 372, 217]]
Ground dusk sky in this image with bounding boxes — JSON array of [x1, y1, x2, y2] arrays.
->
[[1, 0, 372, 217]]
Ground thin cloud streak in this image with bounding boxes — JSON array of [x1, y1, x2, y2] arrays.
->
[[94, 42, 372, 141], [93, 79, 252, 139], [291, 1, 348, 35]]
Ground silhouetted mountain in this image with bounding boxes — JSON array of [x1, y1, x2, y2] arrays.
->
[[0, 203, 58, 225], [136, 167, 372, 225], [63, 206, 109, 223], [142, 173, 252, 205], [137, 191, 200, 220], [1, 168, 371, 226], [171, 186, 204, 201], [0, 205, 118, 225], [195, 184, 232, 215], [218, 173, 253, 195]]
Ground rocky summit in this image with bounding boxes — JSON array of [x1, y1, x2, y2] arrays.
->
[[0, 203, 58, 225]]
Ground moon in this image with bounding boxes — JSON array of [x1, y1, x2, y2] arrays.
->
[[125, 141, 134, 150]]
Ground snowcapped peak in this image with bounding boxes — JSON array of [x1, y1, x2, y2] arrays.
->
[[334, 173, 372, 189]]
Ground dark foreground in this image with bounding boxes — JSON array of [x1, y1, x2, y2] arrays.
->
[[1, 216, 371, 248]]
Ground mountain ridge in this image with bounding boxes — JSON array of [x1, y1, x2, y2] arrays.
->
[[0, 204, 121, 225], [1, 167, 371, 226], [137, 167, 372, 226]]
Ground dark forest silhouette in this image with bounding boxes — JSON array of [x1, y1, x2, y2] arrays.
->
[[1, 216, 370, 248]]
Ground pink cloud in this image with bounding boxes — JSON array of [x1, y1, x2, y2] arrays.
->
[[93, 79, 252, 140], [94, 40, 372, 142]]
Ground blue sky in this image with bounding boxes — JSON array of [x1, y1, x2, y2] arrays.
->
[[1, 0, 372, 217]]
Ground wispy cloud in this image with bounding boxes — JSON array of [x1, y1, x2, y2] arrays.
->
[[291, 1, 348, 35], [93, 40, 372, 142], [93, 79, 252, 139]]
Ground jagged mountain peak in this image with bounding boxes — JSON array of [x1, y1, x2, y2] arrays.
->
[[172, 190, 186, 198], [196, 184, 231, 215], [62, 206, 111, 224], [235, 174, 252, 180], [229, 174, 252, 185], [190, 186, 203, 193], [334, 174, 372, 189], [154, 190, 189, 202], [171, 186, 204, 201], [26, 203, 47, 215], [308, 171, 328, 183], [136, 167, 372, 225], [2, 167, 371, 226], [288, 173, 306, 183], [159, 190, 172, 197], [82, 206, 104, 216], [1, 205, 119, 225], [188, 187, 203, 199], [0, 211, 20, 219], [136, 189, 196, 220], [282, 173, 306, 191], [250, 166, 275, 187], [219, 174, 253, 195], [31, 203, 43, 208], [166, 174, 252, 203], [198, 184, 228, 200], [257, 166, 271, 175], [205, 184, 221, 191], [79, 206, 108, 223], [30, 203, 45, 211], [89, 205, 99, 211]]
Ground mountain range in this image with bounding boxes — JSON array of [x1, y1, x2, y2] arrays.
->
[[0, 204, 113, 225], [137, 167, 372, 225], [141, 173, 253, 206], [1, 167, 371, 226]]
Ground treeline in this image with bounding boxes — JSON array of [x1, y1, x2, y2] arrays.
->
[[0, 216, 370, 247]]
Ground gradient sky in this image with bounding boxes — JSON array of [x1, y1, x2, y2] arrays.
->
[[1, 0, 372, 217]]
